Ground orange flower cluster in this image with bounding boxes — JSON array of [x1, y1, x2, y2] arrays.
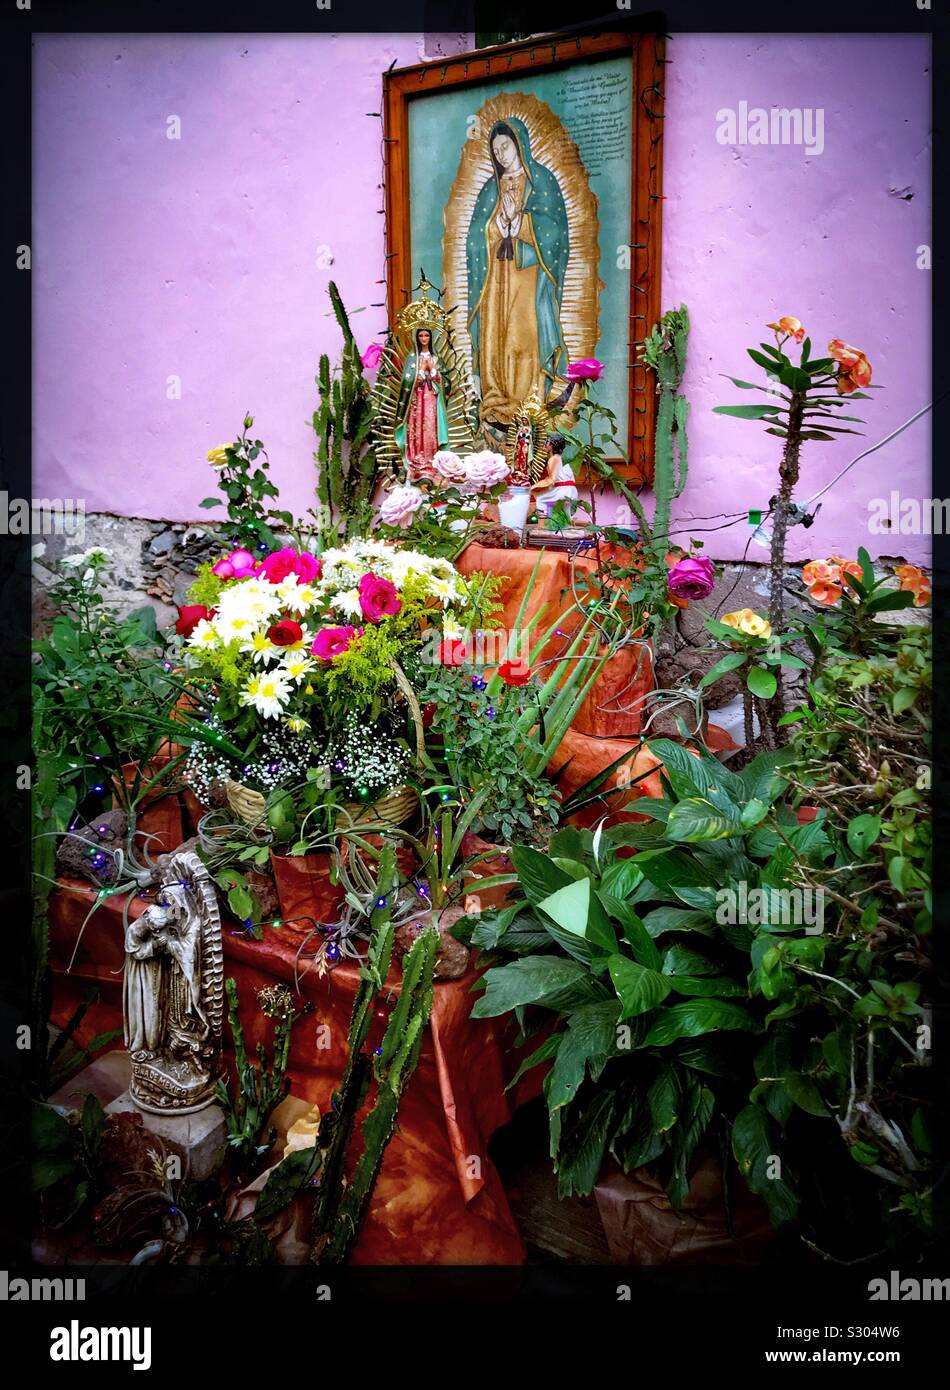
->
[[803, 556, 931, 609], [766, 316, 806, 343], [828, 339, 872, 396], [893, 564, 932, 607], [802, 555, 863, 606]]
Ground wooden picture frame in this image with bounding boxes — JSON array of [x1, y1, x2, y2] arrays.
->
[[382, 29, 665, 483]]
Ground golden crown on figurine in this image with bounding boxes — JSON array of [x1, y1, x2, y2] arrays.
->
[[396, 275, 450, 335]]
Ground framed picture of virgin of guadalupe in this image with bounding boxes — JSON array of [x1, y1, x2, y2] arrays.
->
[[382, 29, 665, 482]]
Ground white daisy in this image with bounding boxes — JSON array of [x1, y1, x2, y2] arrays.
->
[[240, 672, 292, 720], [240, 630, 281, 665], [281, 652, 316, 684], [187, 618, 220, 651], [282, 581, 320, 615], [333, 587, 364, 620]]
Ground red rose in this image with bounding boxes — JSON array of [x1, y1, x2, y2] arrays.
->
[[437, 639, 469, 667], [498, 658, 532, 686], [267, 619, 304, 647], [175, 604, 213, 637]]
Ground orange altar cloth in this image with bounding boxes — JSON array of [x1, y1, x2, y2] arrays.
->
[[47, 879, 525, 1265], [44, 543, 733, 1265]]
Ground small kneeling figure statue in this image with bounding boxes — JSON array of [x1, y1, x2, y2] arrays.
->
[[532, 434, 578, 517]]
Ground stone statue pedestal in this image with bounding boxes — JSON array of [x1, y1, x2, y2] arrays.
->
[[106, 1092, 227, 1182]]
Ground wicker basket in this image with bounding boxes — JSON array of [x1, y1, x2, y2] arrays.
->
[[225, 662, 426, 831], [225, 778, 268, 828], [338, 782, 418, 829], [337, 662, 424, 828]]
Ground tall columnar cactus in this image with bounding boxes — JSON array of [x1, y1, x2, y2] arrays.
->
[[312, 282, 381, 544], [242, 848, 436, 1264], [215, 978, 296, 1177], [305, 844, 438, 1263], [640, 305, 690, 554], [317, 923, 438, 1264]]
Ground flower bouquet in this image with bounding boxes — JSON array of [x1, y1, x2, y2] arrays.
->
[[177, 539, 489, 832], [375, 449, 512, 557]]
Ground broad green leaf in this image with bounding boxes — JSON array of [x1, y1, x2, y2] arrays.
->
[[32, 1102, 73, 1155], [783, 1072, 828, 1117], [510, 845, 572, 906], [647, 1064, 681, 1132], [507, 1032, 563, 1091], [538, 877, 591, 938], [598, 894, 662, 968], [666, 797, 742, 843], [739, 798, 769, 830], [642, 906, 714, 937], [642, 999, 757, 1047], [847, 813, 881, 855], [892, 685, 917, 714], [645, 738, 743, 800], [868, 590, 915, 613], [607, 955, 672, 1019], [546, 1001, 621, 1109], [857, 546, 874, 587], [668, 975, 746, 997], [32, 1157, 77, 1193], [599, 857, 645, 899], [746, 665, 777, 699], [732, 1104, 798, 1224], [471, 957, 601, 1018], [555, 1091, 613, 1197], [698, 651, 748, 688]]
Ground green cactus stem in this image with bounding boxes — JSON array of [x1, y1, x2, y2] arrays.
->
[[640, 304, 690, 556], [215, 977, 299, 1178], [311, 281, 382, 544]]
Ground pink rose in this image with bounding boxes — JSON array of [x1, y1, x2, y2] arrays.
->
[[361, 343, 384, 372], [311, 626, 357, 661], [358, 572, 402, 622], [462, 451, 510, 492], [378, 484, 424, 527], [566, 358, 605, 382], [431, 450, 468, 485], [667, 555, 715, 601], [256, 547, 322, 585], [211, 547, 257, 581]]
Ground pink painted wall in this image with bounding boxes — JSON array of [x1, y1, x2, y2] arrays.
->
[[34, 32, 932, 562]]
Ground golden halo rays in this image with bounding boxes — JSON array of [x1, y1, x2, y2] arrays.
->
[[442, 91, 602, 421]]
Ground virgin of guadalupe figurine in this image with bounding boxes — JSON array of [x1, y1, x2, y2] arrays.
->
[[370, 274, 475, 481], [511, 415, 534, 486], [393, 326, 451, 482], [123, 850, 224, 1114], [467, 118, 570, 426]]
